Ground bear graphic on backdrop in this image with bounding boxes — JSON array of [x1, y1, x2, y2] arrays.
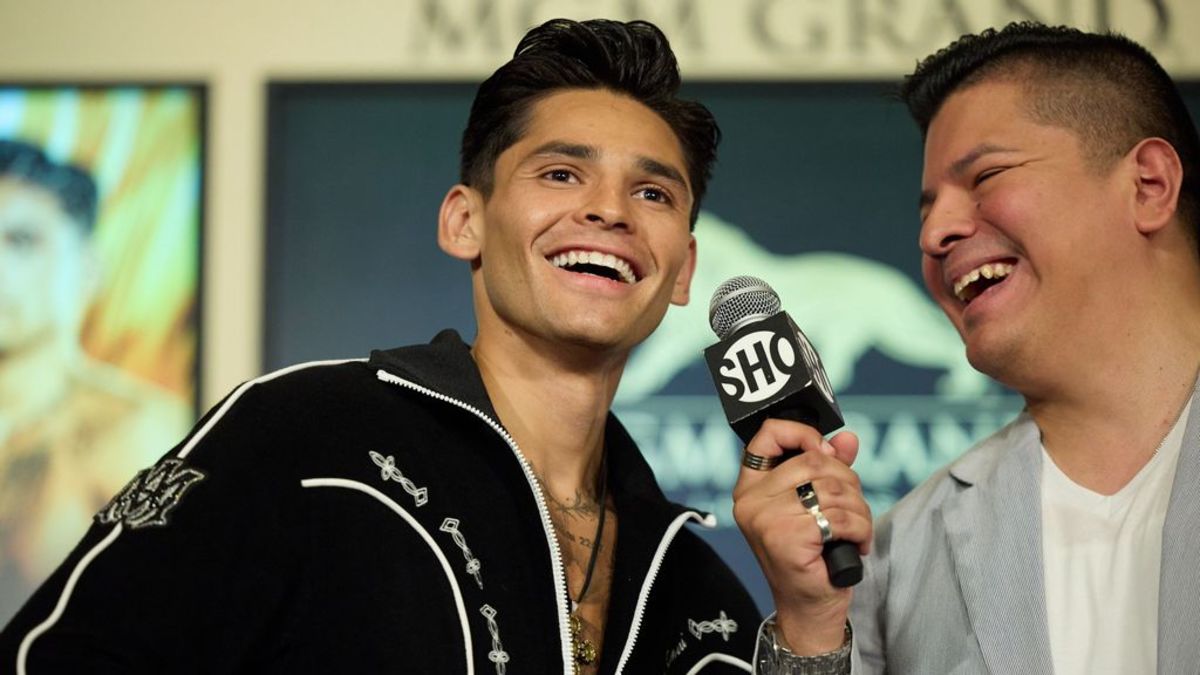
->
[[617, 211, 991, 403]]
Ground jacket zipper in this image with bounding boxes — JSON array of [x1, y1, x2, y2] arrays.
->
[[377, 369, 717, 674], [613, 510, 715, 673], [375, 370, 575, 672]]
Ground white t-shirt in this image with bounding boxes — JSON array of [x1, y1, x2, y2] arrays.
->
[[1042, 402, 1189, 675]]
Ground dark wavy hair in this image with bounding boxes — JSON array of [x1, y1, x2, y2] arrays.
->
[[0, 139, 97, 232], [459, 18, 719, 228], [900, 22, 1200, 241]]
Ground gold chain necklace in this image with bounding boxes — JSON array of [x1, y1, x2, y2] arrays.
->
[[569, 454, 607, 669]]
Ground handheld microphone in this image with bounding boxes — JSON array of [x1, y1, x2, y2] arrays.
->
[[704, 275, 863, 588]]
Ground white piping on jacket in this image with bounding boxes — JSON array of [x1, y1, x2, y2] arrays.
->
[[179, 359, 365, 460], [376, 369, 575, 673], [17, 524, 124, 675], [15, 358, 362, 674], [379, 368, 733, 673], [300, 477, 474, 675], [684, 652, 753, 674], [613, 511, 717, 673]]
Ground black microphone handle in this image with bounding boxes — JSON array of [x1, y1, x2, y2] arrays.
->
[[769, 407, 864, 589]]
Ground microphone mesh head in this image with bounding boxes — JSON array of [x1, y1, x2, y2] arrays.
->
[[708, 275, 781, 339]]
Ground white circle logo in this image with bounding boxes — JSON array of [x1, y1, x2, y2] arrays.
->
[[718, 330, 796, 403]]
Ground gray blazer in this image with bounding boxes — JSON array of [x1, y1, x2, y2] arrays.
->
[[849, 386, 1200, 674]]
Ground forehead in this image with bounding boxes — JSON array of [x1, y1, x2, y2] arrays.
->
[[0, 177, 74, 228], [926, 82, 1025, 146], [511, 89, 687, 170], [922, 80, 1080, 175]]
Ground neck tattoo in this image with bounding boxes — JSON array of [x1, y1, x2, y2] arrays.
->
[[570, 453, 607, 668]]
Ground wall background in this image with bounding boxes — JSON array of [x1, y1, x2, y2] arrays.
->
[[2, 0, 1197, 405], [3, 0, 1198, 614]]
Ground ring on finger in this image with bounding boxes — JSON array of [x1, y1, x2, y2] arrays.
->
[[742, 450, 783, 471], [796, 482, 833, 544]]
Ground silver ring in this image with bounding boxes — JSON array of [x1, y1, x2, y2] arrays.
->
[[796, 483, 833, 544], [742, 450, 783, 471]]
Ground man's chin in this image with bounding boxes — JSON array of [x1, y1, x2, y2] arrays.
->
[[553, 327, 639, 359], [560, 332, 625, 353], [963, 338, 1023, 386]]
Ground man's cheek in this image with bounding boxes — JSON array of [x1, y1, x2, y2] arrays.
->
[[920, 258, 945, 301]]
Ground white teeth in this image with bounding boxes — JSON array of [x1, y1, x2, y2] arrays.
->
[[953, 262, 1014, 301], [550, 249, 637, 284]]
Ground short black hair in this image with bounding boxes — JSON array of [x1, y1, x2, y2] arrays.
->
[[459, 18, 719, 228], [900, 22, 1200, 239], [0, 139, 98, 233]]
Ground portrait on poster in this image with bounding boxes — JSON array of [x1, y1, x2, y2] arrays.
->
[[0, 84, 203, 623]]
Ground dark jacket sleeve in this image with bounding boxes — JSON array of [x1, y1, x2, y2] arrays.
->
[[0, 379, 308, 673], [662, 530, 764, 674]]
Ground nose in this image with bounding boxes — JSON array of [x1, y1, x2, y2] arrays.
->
[[919, 192, 976, 257], [579, 182, 631, 231], [584, 212, 629, 229]]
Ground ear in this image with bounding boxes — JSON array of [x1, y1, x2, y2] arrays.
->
[[1128, 137, 1183, 236], [669, 235, 697, 306], [437, 184, 485, 261]]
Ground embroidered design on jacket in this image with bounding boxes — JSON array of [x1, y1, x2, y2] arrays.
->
[[480, 604, 510, 674], [96, 459, 207, 529], [664, 634, 688, 669], [688, 610, 738, 641], [369, 450, 428, 506], [440, 517, 484, 589]]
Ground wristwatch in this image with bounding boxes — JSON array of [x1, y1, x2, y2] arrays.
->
[[755, 617, 852, 674]]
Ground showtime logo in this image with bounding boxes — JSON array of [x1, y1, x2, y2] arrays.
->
[[716, 329, 797, 403]]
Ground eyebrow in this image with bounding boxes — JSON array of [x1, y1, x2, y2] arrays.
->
[[638, 157, 688, 190], [918, 143, 1017, 212], [529, 141, 690, 191], [531, 141, 598, 162]]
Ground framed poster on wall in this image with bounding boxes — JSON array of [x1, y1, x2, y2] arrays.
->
[[0, 83, 204, 624]]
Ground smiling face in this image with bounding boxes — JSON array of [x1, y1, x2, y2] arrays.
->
[[440, 88, 697, 358], [918, 79, 1136, 384]]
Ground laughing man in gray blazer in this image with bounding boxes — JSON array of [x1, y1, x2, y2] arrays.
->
[[738, 23, 1200, 675]]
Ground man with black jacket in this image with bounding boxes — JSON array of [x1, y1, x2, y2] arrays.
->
[[1, 18, 761, 674]]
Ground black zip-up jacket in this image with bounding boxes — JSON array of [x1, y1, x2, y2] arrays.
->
[[1, 331, 761, 673]]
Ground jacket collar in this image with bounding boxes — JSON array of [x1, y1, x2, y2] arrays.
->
[[940, 373, 1200, 673], [945, 410, 1040, 488], [1158, 376, 1200, 671], [367, 329, 696, 521], [369, 329, 500, 421], [940, 412, 1052, 673]]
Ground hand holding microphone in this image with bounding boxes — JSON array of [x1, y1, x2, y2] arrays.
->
[[704, 275, 873, 655], [700, 273, 868, 588]]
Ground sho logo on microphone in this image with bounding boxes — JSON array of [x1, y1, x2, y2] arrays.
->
[[716, 329, 798, 403], [703, 309, 845, 439]]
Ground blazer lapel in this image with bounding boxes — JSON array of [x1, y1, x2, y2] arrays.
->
[[942, 416, 1054, 675], [1158, 382, 1200, 674]]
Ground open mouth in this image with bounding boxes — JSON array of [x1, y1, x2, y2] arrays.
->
[[953, 261, 1014, 304], [549, 249, 638, 284]]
